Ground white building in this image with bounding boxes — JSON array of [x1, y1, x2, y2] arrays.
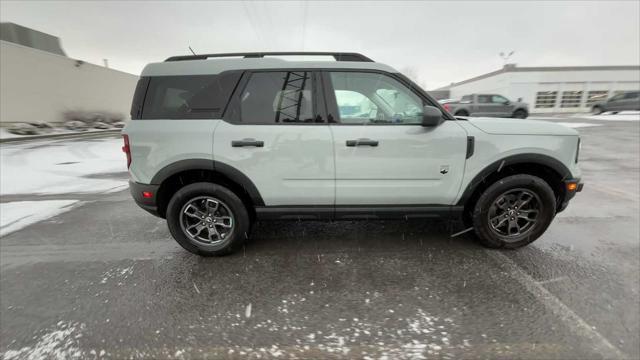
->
[[435, 64, 640, 113], [0, 23, 138, 125]]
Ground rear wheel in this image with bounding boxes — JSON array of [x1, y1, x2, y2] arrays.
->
[[166, 182, 250, 256], [455, 110, 469, 117], [471, 174, 556, 248], [591, 106, 603, 115], [512, 109, 528, 119]]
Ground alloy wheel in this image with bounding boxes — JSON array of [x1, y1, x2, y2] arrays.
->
[[179, 196, 235, 245], [487, 188, 541, 240]]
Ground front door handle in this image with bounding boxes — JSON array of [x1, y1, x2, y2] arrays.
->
[[346, 138, 379, 147], [232, 138, 264, 147]]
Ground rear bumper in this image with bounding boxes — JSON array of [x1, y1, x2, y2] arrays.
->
[[558, 179, 584, 212], [129, 180, 162, 217]]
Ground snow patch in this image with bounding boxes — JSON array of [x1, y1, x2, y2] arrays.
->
[[577, 111, 640, 121], [100, 265, 134, 284], [0, 200, 78, 237], [1, 138, 127, 196], [556, 122, 602, 128], [3, 321, 85, 360]]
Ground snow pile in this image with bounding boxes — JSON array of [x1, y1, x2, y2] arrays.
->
[[1, 138, 127, 195], [3, 321, 86, 360], [578, 111, 640, 121], [556, 122, 602, 128], [0, 200, 78, 237]]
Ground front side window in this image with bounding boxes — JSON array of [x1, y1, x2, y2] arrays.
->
[[624, 91, 639, 99], [238, 71, 315, 124], [491, 95, 509, 104], [329, 72, 424, 125]]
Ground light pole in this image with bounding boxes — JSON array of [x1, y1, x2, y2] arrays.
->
[[499, 51, 515, 66]]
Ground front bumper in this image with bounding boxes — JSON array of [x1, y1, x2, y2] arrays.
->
[[558, 179, 584, 212], [129, 180, 162, 217]]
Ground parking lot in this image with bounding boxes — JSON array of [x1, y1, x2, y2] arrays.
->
[[1, 116, 638, 359]]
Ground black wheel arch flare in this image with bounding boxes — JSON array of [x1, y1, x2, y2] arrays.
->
[[456, 153, 572, 207], [150, 159, 265, 207]]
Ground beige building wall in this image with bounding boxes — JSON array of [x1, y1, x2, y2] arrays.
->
[[0, 40, 138, 125]]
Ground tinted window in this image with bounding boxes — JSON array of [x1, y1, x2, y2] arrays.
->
[[141, 72, 241, 119], [238, 72, 315, 124], [624, 91, 639, 99], [330, 72, 424, 125]]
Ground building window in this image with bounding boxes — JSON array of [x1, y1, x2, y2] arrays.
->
[[561, 91, 583, 108], [535, 91, 557, 108], [586, 91, 608, 107]]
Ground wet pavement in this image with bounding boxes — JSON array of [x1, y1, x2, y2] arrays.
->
[[1, 118, 638, 359]]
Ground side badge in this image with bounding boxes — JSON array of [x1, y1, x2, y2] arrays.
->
[[440, 165, 449, 175]]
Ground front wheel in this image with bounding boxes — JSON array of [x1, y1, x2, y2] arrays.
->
[[471, 174, 556, 248], [166, 182, 251, 256], [591, 106, 603, 115]]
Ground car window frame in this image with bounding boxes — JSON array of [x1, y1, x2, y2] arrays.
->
[[321, 69, 446, 126], [222, 69, 326, 125]]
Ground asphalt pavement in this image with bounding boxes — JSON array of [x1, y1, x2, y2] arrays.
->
[[1, 117, 638, 359]]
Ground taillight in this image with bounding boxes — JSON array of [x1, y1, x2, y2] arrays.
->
[[122, 134, 131, 168], [443, 104, 451, 112]]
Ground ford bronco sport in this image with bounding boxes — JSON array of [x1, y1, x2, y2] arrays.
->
[[123, 52, 583, 256]]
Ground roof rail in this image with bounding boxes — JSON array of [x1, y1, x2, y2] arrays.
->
[[164, 52, 374, 62]]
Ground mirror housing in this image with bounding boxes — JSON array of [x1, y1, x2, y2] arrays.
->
[[422, 105, 443, 127]]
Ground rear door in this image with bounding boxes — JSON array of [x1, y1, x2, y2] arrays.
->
[[473, 94, 495, 116], [323, 71, 468, 206], [621, 91, 640, 110], [214, 71, 335, 206]]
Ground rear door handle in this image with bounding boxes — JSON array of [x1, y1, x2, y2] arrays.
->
[[346, 138, 379, 147], [232, 138, 264, 147]]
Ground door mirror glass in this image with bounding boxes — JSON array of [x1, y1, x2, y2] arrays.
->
[[422, 105, 443, 127]]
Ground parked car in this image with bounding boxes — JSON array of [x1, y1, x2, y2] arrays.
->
[[7, 123, 40, 135], [123, 52, 583, 256], [591, 91, 640, 114], [443, 94, 529, 118]]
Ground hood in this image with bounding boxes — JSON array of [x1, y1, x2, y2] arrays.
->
[[468, 117, 578, 136]]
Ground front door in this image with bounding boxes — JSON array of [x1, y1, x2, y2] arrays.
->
[[490, 94, 516, 117], [214, 71, 334, 206], [323, 71, 468, 205]]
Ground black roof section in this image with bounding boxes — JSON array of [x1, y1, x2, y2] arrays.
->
[[165, 52, 374, 62]]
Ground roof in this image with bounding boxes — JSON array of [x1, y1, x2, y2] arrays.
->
[[436, 64, 640, 90], [141, 58, 398, 76], [0, 22, 65, 56]]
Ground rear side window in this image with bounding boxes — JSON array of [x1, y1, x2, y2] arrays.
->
[[137, 72, 241, 119], [236, 71, 316, 124]]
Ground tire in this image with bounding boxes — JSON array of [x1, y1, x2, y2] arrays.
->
[[455, 110, 469, 117], [471, 174, 556, 249], [512, 109, 528, 119], [591, 106, 603, 115], [166, 182, 251, 256]]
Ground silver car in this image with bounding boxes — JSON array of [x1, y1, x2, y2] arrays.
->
[[591, 91, 640, 114]]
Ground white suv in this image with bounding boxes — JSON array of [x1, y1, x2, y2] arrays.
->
[[122, 52, 583, 256]]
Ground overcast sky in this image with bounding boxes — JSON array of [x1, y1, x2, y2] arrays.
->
[[1, 0, 639, 89]]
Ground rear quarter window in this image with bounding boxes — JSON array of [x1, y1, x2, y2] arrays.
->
[[133, 71, 242, 120]]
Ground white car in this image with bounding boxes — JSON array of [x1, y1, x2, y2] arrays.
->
[[123, 52, 583, 256]]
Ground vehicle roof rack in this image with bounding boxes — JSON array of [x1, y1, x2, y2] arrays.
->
[[164, 52, 374, 62]]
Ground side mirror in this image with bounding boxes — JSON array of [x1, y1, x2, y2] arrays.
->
[[503, 100, 511, 105], [422, 105, 443, 127]]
